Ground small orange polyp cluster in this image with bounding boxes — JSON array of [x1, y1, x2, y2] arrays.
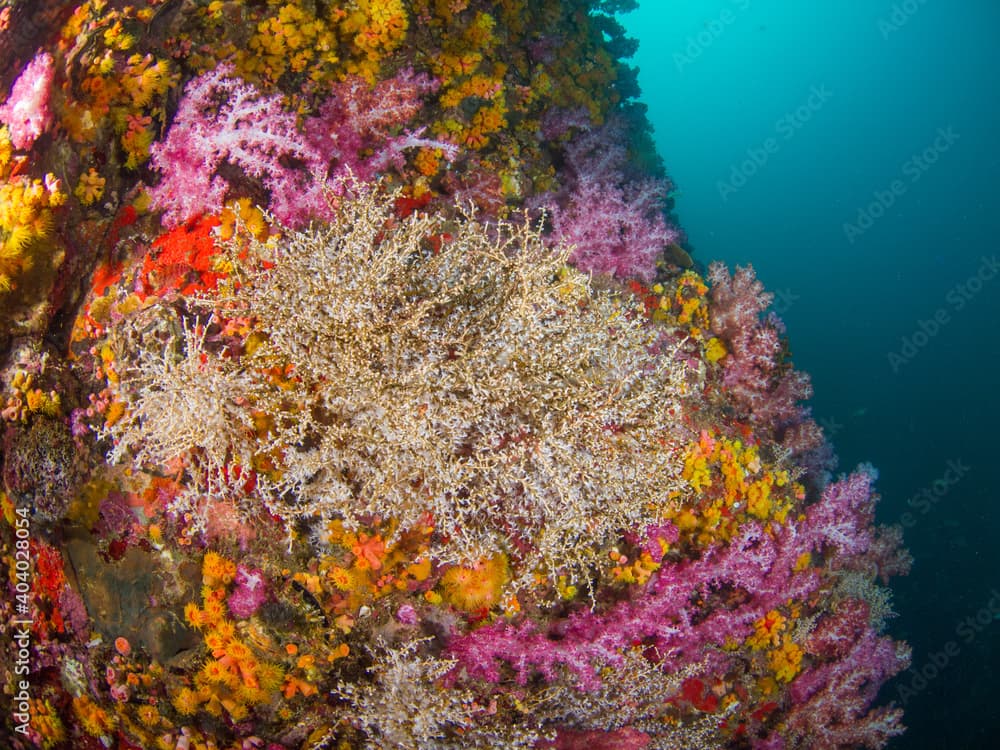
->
[[747, 609, 787, 650], [439, 554, 510, 612], [608, 547, 661, 586], [768, 638, 804, 683], [243, 2, 342, 85], [177, 552, 290, 722], [0, 173, 66, 294]]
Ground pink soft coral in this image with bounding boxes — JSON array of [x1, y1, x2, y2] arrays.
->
[[779, 627, 910, 749], [227, 565, 268, 619], [147, 64, 320, 228], [707, 262, 833, 474], [537, 119, 679, 282], [0, 50, 55, 150], [149, 65, 449, 228]]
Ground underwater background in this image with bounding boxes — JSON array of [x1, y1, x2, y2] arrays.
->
[[0, 0, 993, 746], [624, 0, 1000, 746]]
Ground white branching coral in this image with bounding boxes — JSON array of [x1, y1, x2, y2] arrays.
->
[[105, 319, 256, 487], [337, 639, 493, 749], [105, 186, 691, 576]]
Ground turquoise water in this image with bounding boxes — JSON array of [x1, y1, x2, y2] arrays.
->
[[623, 1, 1000, 745]]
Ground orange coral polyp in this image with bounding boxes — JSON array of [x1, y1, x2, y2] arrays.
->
[[439, 554, 509, 612]]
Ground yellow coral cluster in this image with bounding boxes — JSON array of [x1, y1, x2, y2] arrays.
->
[[0, 173, 66, 296], [747, 609, 787, 650], [59, 3, 176, 164], [650, 271, 713, 339], [768, 637, 804, 682], [177, 552, 289, 722], [2, 369, 61, 421], [316, 517, 436, 620], [608, 546, 661, 586], [439, 554, 510, 612], [241, 2, 343, 87], [342, 0, 410, 80], [674, 429, 802, 546]]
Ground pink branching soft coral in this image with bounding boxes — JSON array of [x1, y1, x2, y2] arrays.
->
[[446, 513, 826, 691], [148, 64, 319, 228], [801, 466, 878, 557], [538, 119, 679, 282], [303, 70, 455, 181], [227, 564, 268, 619], [779, 628, 910, 749], [149, 65, 449, 228], [707, 262, 832, 472], [0, 50, 55, 150], [446, 470, 906, 748]]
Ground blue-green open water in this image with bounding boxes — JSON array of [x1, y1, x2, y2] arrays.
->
[[623, 1, 1000, 745]]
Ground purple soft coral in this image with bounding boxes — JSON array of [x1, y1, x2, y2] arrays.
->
[[147, 64, 320, 228], [446, 469, 904, 746], [708, 262, 833, 474], [780, 627, 910, 749], [538, 119, 679, 282]]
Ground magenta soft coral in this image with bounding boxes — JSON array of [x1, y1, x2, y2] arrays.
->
[[538, 119, 679, 282], [778, 627, 910, 749], [147, 64, 322, 228], [0, 50, 55, 150], [149, 65, 446, 228], [303, 69, 454, 180], [446, 470, 907, 747], [227, 564, 268, 619], [446, 514, 826, 690]]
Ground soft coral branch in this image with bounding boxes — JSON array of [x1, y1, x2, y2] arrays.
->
[[149, 65, 446, 228], [536, 118, 679, 282], [707, 262, 834, 476]]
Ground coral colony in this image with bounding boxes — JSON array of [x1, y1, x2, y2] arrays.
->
[[0, 2, 909, 749]]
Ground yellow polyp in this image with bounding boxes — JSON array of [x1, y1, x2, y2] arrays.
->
[[769, 638, 804, 682], [793, 551, 812, 572], [747, 609, 787, 650], [704, 337, 727, 364], [104, 400, 125, 426], [405, 557, 432, 582], [202, 551, 237, 586], [675, 509, 698, 532]]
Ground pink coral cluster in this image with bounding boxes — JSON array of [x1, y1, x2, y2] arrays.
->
[[446, 469, 909, 747], [707, 262, 832, 472], [149, 65, 450, 228], [0, 50, 55, 150], [537, 118, 679, 281], [228, 565, 269, 619], [778, 629, 910, 750]]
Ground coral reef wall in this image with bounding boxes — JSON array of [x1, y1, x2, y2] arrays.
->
[[0, 2, 909, 749]]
